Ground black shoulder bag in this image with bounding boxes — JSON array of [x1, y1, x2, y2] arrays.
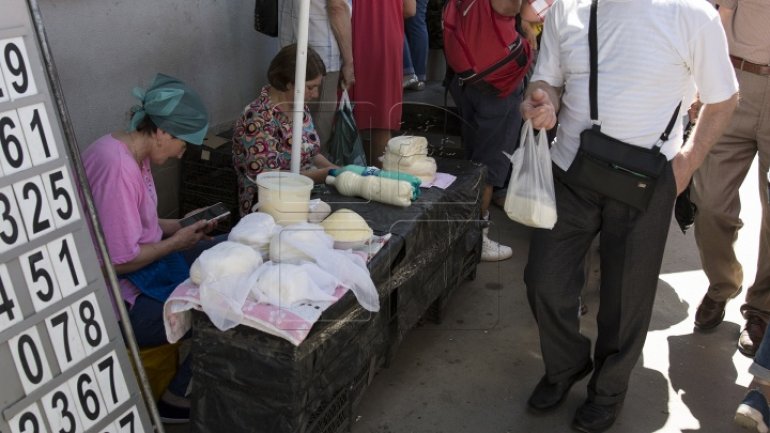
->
[[254, 0, 278, 37], [564, 0, 680, 211]]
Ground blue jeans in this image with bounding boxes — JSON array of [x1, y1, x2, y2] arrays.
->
[[750, 322, 770, 381], [403, 0, 429, 80]]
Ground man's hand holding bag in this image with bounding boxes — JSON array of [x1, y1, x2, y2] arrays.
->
[[503, 120, 557, 229]]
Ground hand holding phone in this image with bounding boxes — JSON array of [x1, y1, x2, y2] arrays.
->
[[179, 202, 230, 228]]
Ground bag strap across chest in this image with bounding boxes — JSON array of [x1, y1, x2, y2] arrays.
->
[[588, 0, 681, 151]]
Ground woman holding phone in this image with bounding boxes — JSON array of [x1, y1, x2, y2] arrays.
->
[[82, 73, 217, 423]]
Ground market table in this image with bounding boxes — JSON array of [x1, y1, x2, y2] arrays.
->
[[189, 158, 484, 433]]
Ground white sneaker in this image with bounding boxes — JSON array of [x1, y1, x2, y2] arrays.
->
[[481, 232, 512, 262], [402, 73, 419, 89]]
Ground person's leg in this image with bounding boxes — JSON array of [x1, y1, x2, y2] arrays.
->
[[569, 164, 677, 432], [739, 141, 770, 357], [743, 71, 770, 322], [587, 164, 677, 405], [735, 389, 770, 432], [736, 73, 770, 428], [525, 168, 601, 385], [403, 39, 415, 77], [481, 184, 493, 217], [492, 166, 512, 209], [736, 322, 770, 432], [402, 40, 423, 90], [128, 295, 191, 399], [692, 133, 755, 304], [404, 0, 429, 81], [459, 84, 523, 261], [749, 322, 770, 385], [692, 69, 761, 330]]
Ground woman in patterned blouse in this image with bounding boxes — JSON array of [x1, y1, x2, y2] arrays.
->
[[233, 44, 337, 216]]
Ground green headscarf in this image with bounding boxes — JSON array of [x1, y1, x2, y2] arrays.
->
[[129, 73, 209, 145]]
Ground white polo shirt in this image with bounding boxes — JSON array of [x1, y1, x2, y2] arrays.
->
[[278, 0, 352, 73], [532, 0, 738, 170]]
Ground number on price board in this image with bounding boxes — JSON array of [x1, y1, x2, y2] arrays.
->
[[8, 402, 46, 433], [0, 37, 38, 100], [9, 325, 53, 394], [20, 245, 62, 312], [68, 366, 106, 430], [0, 184, 27, 254], [0, 263, 23, 332], [0, 109, 32, 175], [93, 352, 130, 411], [43, 382, 83, 433], [116, 407, 144, 433], [18, 104, 59, 165], [13, 175, 55, 240], [45, 306, 87, 373], [0, 63, 9, 104], [47, 234, 86, 298], [73, 293, 107, 355], [41, 167, 79, 229]]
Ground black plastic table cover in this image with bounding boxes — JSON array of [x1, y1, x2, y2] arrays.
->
[[190, 158, 485, 433]]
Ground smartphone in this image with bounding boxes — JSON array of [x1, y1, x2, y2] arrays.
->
[[179, 202, 231, 228]]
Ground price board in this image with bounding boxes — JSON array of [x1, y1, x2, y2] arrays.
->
[[0, 2, 153, 432]]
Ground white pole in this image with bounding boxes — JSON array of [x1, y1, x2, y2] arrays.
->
[[291, 0, 311, 174]]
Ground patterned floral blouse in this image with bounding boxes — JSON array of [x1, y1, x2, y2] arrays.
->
[[232, 85, 320, 216]]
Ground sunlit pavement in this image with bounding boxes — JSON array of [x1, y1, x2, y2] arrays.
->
[[350, 117, 762, 432]]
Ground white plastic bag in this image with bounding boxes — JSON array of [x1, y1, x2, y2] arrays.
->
[[247, 262, 338, 307], [503, 120, 557, 229], [269, 223, 380, 312]]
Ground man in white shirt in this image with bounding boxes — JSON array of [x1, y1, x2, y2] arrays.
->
[[279, 0, 354, 151], [519, 0, 738, 431]]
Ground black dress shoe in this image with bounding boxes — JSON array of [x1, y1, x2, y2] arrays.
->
[[694, 294, 726, 330], [738, 315, 768, 358], [572, 400, 622, 433], [694, 287, 742, 330], [527, 362, 593, 412]]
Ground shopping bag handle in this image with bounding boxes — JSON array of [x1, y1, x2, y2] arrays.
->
[[339, 89, 352, 111]]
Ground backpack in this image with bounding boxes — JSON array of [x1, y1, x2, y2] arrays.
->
[[442, 0, 532, 96]]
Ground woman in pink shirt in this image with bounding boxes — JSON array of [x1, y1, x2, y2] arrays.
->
[[83, 73, 215, 424]]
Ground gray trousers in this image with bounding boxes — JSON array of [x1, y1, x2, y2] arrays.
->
[[524, 163, 677, 405]]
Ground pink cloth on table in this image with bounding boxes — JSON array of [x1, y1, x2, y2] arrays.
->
[[163, 234, 392, 346], [82, 134, 162, 312], [164, 280, 350, 346]]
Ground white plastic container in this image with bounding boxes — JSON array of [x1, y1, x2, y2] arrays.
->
[[256, 172, 313, 225]]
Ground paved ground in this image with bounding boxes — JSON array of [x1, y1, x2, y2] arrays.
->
[[349, 200, 759, 433], [347, 119, 763, 432]]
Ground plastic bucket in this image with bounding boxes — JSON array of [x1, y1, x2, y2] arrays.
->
[[256, 171, 313, 225]]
